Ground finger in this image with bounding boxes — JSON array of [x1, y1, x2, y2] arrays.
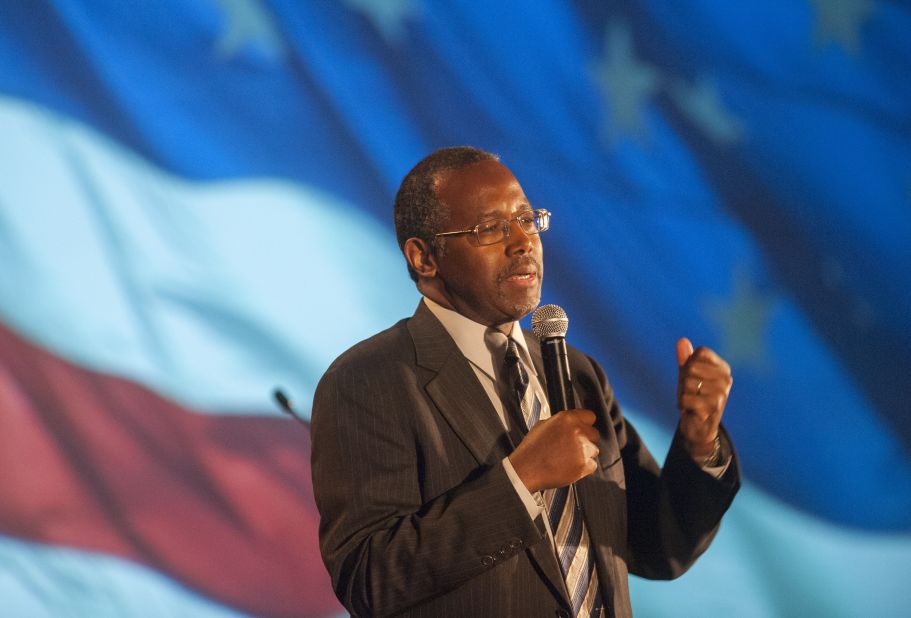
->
[[689, 346, 732, 373], [581, 426, 601, 444], [676, 337, 694, 368], [684, 376, 703, 395], [680, 362, 734, 384], [678, 393, 708, 417], [683, 362, 729, 376], [682, 376, 727, 395], [580, 440, 599, 461], [679, 393, 726, 416], [582, 457, 598, 476], [525, 414, 551, 435], [567, 409, 597, 425]]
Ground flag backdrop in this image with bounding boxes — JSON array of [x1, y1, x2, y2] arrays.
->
[[1, 1, 910, 616]]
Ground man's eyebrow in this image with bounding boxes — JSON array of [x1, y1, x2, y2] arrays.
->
[[476, 203, 534, 221]]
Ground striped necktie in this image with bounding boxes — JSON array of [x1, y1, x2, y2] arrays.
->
[[502, 337, 603, 618]]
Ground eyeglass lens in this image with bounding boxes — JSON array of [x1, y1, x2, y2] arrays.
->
[[476, 210, 548, 245]]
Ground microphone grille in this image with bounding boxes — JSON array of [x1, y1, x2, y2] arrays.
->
[[531, 304, 569, 340]]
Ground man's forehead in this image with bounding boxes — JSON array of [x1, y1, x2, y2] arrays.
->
[[436, 158, 516, 184], [435, 160, 527, 212]]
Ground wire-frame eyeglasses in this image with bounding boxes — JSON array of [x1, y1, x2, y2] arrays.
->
[[433, 208, 551, 247]]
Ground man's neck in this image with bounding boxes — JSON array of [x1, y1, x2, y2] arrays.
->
[[422, 296, 516, 336], [418, 282, 513, 334]]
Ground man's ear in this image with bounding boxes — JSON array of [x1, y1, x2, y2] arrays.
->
[[403, 237, 438, 278]]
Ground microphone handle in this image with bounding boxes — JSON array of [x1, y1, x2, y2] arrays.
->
[[540, 336, 575, 412], [273, 388, 308, 426]]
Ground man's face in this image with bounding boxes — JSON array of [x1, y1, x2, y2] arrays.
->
[[432, 160, 543, 327]]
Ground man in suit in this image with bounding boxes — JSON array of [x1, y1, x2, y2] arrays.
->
[[310, 147, 739, 617]]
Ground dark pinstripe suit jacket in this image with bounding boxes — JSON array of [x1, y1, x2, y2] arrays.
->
[[311, 301, 739, 617]]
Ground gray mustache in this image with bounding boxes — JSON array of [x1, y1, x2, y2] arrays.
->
[[498, 257, 541, 281]]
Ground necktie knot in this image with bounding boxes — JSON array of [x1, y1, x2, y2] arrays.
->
[[503, 339, 528, 393], [504, 338, 520, 364]]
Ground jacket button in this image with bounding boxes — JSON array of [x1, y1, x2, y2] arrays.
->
[[509, 537, 523, 548], [481, 555, 495, 566], [555, 609, 571, 618]]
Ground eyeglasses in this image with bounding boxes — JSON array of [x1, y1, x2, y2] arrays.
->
[[433, 208, 551, 247]]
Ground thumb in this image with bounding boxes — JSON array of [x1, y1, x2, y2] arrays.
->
[[676, 337, 694, 368]]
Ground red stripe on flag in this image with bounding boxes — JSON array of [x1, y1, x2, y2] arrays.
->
[[0, 321, 342, 617]]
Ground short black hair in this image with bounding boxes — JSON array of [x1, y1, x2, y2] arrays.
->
[[394, 146, 499, 282]]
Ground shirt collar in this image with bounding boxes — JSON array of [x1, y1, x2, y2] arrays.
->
[[422, 296, 535, 380]]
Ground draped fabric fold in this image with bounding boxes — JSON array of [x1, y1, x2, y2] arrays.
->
[[1, 1, 908, 616]]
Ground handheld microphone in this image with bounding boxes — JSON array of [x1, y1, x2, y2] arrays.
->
[[531, 304, 576, 412]]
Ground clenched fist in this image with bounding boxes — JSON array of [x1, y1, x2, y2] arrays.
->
[[508, 409, 601, 493], [676, 337, 733, 458]]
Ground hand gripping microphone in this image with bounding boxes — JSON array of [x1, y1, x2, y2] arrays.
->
[[531, 304, 576, 413]]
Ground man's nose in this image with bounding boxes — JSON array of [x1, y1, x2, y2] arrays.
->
[[504, 218, 534, 254]]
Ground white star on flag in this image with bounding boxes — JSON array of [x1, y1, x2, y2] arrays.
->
[[704, 269, 777, 372], [344, 0, 422, 44], [809, 0, 876, 54], [590, 22, 662, 143], [669, 76, 745, 146], [214, 0, 285, 61]]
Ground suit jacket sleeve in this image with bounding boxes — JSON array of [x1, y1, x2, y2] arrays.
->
[[310, 344, 547, 617], [580, 353, 740, 581]]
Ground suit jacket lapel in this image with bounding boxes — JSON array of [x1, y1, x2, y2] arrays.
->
[[408, 302, 511, 466], [409, 309, 571, 608]]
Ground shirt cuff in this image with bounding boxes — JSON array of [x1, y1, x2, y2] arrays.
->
[[698, 433, 733, 479], [701, 456, 731, 479], [502, 456, 546, 520]]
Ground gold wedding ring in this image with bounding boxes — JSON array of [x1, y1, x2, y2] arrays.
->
[[696, 380, 704, 395]]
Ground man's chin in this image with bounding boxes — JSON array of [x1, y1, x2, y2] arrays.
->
[[508, 293, 541, 320]]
